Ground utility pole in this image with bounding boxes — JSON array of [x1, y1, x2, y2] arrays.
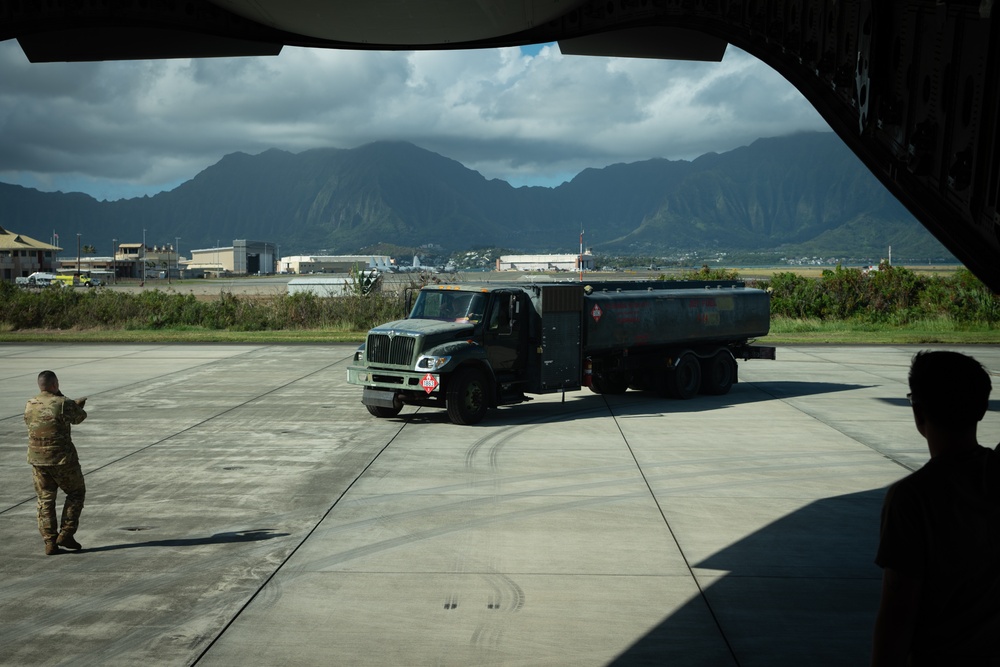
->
[[174, 236, 181, 283], [112, 238, 117, 284], [76, 233, 81, 280], [141, 228, 146, 286]]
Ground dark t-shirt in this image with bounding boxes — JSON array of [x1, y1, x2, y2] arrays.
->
[[876, 444, 1000, 661]]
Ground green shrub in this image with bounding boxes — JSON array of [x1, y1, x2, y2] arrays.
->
[[1, 269, 995, 332]]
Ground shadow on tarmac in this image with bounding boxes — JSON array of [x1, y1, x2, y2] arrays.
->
[[398, 381, 876, 427], [608, 488, 886, 666], [79, 529, 289, 553], [878, 396, 1000, 412]]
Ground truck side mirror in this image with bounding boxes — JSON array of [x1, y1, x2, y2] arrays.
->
[[404, 288, 416, 316], [506, 296, 517, 332]]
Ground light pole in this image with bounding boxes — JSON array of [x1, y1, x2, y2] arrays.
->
[[76, 233, 81, 281], [174, 237, 181, 283], [141, 228, 146, 286], [112, 238, 117, 284]]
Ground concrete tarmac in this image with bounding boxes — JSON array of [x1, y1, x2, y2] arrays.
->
[[2, 343, 999, 666]]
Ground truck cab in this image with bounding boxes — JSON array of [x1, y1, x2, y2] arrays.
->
[[347, 285, 538, 425]]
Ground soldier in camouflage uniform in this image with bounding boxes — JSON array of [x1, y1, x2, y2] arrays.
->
[[24, 370, 88, 555]]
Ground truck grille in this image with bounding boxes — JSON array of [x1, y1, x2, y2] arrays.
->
[[367, 333, 416, 366]]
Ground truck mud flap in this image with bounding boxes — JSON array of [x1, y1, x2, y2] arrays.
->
[[742, 345, 776, 360], [362, 387, 399, 408]]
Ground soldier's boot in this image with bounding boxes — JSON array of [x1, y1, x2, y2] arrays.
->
[[44, 539, 61, 556], [57, 534, 82, 550]]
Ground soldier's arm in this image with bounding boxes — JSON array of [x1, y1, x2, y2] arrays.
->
[[63, 397, 88, 424]]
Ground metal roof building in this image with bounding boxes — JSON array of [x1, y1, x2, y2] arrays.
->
[[0, 225, 60, 282], [495, 253, 595, 272]]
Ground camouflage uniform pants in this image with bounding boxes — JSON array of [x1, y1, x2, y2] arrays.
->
[[31, 463, 86, 540]]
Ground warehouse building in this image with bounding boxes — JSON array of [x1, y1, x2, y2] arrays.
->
[[495, 252, 595, 272], [279, 255, 392, 274], [186, 240, 277, 277]]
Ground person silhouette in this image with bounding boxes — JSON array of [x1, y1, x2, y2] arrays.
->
[[872, 350, 1000, 666]]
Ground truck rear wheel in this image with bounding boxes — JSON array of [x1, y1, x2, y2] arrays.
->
[[700, 352, 736, 395], [664, 354, 701, 400], [447, 368, 489, 425]]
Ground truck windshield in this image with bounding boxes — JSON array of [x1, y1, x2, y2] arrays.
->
[[410, 291, 486, 323]]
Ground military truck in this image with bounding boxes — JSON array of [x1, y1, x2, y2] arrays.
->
[[347, 280, 775, 425]]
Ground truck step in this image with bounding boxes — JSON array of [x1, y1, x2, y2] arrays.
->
[[497, 388, 531, 405]]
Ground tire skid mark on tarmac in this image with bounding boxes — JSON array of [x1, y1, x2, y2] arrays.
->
[[470, 569, 525, 661], [459, 416, 539, 660], [284, 403, 654, 573], [189, 394, 414, 664], [327, 448, 886, 522]]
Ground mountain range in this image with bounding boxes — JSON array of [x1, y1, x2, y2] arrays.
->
[[0, 132, 953, 262]]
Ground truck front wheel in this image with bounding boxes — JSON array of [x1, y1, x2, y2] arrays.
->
[[590, 371, 628, 395], [366, 404, 403, 418], [664, 354, 701, 400], [447, 368, 490, 425]]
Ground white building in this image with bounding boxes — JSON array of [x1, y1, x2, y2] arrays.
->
[[279, 255, 392, 274], [495, 252, 595, 272]]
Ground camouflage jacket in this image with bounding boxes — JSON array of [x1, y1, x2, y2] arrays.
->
[[24, 391, 87, 466]]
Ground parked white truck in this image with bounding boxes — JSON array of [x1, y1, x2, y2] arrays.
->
[[17, 272, 58, 287]]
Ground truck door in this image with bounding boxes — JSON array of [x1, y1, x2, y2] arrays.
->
[[484, 291, 527, 374]]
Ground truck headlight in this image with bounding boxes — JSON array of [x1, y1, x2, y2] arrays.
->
[[416, 355, 451, 371], [354, 348, 365, 362]]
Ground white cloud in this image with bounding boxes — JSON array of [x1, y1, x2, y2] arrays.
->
[[0, 39, 829, 200]]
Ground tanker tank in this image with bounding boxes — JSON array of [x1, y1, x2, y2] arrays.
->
[[582, 286, 771, 353]]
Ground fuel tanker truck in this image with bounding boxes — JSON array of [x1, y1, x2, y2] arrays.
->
[[347, 280, 775, 425]]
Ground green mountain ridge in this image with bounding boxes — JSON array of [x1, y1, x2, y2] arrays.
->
[[0, 132, 954, 261]]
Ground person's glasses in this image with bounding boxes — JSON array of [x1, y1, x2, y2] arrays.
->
[[907, 392, 915, 405]]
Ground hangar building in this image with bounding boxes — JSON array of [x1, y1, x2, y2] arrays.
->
[[279, 255, 392, 274], [187, 240, 277, 277], [495, 253, 595, 272]]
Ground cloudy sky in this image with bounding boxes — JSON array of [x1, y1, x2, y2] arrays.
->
[[0, 39, 830, 201]]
